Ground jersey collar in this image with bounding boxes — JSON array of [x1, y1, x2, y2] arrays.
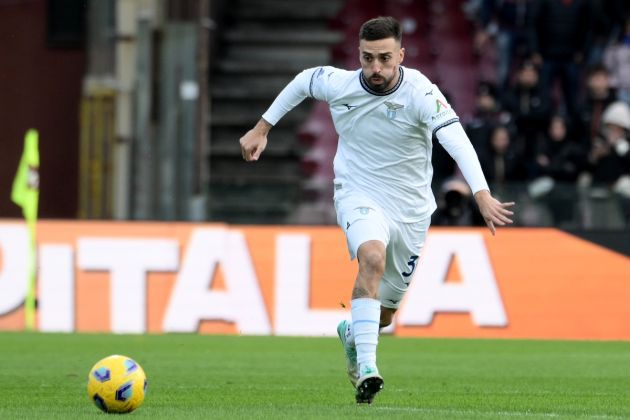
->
[[359, 66, 404, 96]]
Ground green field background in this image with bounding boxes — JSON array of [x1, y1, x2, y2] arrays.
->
[[1, 333, 629, 419]]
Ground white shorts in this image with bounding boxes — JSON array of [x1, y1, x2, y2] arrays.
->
[[334, 186, 430, 309]]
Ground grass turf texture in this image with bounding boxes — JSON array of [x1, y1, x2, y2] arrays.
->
[[0, 333, 629, 419]]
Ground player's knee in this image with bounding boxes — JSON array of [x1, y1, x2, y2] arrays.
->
[[358, 249, 385, 277]]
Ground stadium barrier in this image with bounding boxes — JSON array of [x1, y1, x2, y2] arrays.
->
[[0, 221, 629, 340]]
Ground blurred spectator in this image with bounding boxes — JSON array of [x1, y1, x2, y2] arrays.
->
[[582, 101, 630, 228], [577, 64, 617, 146], [603, 16, 630, 105], [528, 115, 586, 226], [463, 0, 484, 21], [587, 0, 626, 67], [432, 178, 484, 226], [528, 0, 590, 119], [476, 0, 532, 89], [501, 60, 551, 162], [479, 124, 526, 185], [465, 81, 507, 160], [528, 115, 587, 226], [533, 114, 587, 181], [587, 101, 630, 189]]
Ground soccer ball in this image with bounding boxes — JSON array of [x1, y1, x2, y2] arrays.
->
[[87, 355, 147, 413]]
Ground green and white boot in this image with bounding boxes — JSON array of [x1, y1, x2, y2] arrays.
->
[[355, 364, 384, 404], [336, 320, 359, 387]]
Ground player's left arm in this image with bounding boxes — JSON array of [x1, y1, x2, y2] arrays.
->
[[436, 122, 515, 235], [472, 188, 515, 236]]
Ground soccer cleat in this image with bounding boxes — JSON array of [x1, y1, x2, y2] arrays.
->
[[336, 320, 359, 387], [355, 365, 384, 404]]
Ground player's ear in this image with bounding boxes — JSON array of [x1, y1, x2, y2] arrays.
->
[[399, 47, 405, 64]]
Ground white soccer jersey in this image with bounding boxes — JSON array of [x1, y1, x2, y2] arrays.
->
[[262, 65, 488, 222]]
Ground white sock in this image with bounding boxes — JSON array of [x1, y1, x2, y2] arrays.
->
[[351, 298, 380, 370]]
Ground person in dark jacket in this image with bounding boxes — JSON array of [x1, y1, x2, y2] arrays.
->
[[577, 64, 618, 146], [534, 114, 587, 182], [587, 0, 626, 66], [480, 124, 527, 185], [501, 60, 551, 163], [528, 0, 591, 119], [530, 114, 587, 225], [465, 81, 506, 162], [477, 0, 532, 89]]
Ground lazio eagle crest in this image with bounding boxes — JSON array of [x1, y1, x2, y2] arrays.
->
[[384, 101, 404, 119]]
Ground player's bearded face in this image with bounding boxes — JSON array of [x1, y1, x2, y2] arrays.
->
[[359, 38, 405, 92]]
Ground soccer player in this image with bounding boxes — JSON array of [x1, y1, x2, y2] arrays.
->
[[239, 16, 515, 404]]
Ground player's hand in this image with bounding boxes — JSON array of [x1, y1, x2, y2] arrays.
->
[[240, 119, 272, 161], [474, 190, 515, 236]]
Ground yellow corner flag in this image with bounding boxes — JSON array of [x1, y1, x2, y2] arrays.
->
[[11, 129, 40, 331]]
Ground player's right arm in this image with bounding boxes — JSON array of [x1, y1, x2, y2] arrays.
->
[[240, 118, 271, 162], [239, 67, 333, 162]]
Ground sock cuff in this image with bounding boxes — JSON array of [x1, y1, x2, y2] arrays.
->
[[351, 298, 381, 310]]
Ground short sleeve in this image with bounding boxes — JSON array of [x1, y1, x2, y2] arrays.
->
[[417, 84, 460, 135]]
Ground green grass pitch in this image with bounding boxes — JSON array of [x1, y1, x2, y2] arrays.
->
[[1, 332, 629, 419]]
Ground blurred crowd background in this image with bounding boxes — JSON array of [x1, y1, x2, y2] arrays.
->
[[432, 0, 630, 230], [1, 0, 629, 230]]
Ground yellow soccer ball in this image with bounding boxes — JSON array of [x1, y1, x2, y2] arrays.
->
[[87, 355, 147, 413]]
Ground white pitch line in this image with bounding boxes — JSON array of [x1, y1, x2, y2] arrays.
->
[[368, 406, 624, 419]]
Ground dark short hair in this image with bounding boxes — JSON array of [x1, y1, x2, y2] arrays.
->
[[359, 16, 402, 43], [587, 63, 609, 77]]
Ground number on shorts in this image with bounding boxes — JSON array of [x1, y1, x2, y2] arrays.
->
[[401, 255, 419, 280]]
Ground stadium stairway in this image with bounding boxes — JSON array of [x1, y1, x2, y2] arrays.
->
[[208, 0, 344, 224]]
